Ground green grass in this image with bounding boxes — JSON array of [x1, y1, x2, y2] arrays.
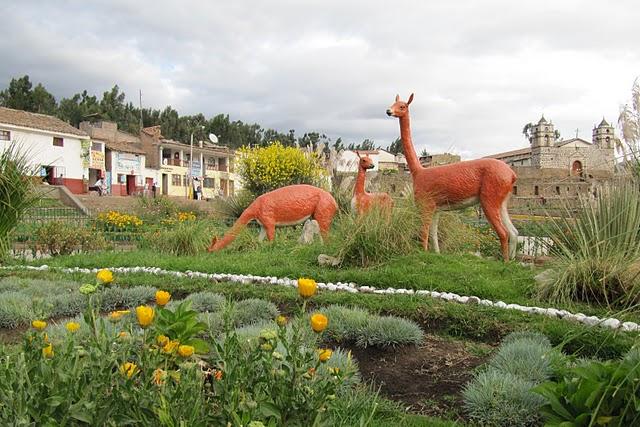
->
[[2, 269, 635, 359], [20, 240, 638, 321]]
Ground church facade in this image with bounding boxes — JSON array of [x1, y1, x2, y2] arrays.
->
[[486, 116, 619, 213]]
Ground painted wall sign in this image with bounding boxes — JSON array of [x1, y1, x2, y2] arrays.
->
[[115, 153, 142, 174]]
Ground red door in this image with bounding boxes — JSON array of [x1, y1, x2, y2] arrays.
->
[[126, 175, 136, 195]]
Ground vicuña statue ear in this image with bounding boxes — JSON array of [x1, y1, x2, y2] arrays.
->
[[355, 151, 361, 158], [395, 94, 400, 102], [407, 93, 414, 105]]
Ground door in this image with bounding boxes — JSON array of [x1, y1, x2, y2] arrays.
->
[[126, 175, 136, 195], [162, 174, 168, 195], [571, 160, 583, 177]]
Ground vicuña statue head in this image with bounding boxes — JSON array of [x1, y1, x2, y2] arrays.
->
[[207, 236, 219, 252], [356, 152, 375, 170], [386, 93, 414, 118]]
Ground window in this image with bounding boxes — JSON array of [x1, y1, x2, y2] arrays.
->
[[513, 186, 517, 195], [555, 186, 560, 195], [182, 175, 188, 187], [91, 141, 103, 151], [0, 130, 10, 141], [204, 177, 215, 188], [172, 174, 182, 186], [534, 186, 539, 196], [53, 137, 64, 147]]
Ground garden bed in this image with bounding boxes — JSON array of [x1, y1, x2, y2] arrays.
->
[[347, 335, 489, 421]]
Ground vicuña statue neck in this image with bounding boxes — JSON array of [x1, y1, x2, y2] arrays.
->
[[399, 113, 422, 174]]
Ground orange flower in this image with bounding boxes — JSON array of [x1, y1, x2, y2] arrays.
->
[[152, 368, 167, 385], [310, 313, 328, 333], [214, 369, 223, 381], [155, 290, 171, 306]]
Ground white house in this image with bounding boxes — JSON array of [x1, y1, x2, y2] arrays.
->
[[0, 107, 89, 194], [336, 149, 402, 173]]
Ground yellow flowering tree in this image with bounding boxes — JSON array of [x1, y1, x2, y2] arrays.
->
[[237, 142, 326, 195]]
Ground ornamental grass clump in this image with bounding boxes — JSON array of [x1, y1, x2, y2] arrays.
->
[[0, 143, 40, 258], [334, 201, 422, 267], [318, 305, 370, 343], [538, 179, 640, 308], [488, 338, 557, 384], [0, 292, 33, 328]]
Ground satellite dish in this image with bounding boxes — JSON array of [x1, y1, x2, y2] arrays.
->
[[208, 133, 218, 144]]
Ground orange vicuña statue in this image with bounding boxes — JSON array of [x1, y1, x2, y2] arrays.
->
[[208, 184, 338, 252], [351, 152, 393, 215], [386, 94, 518, 261]]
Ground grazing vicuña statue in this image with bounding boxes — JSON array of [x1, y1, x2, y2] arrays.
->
[[208, 184, 337, 252]]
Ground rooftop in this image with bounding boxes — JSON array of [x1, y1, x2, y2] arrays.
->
[[0, 107, 87, 137]]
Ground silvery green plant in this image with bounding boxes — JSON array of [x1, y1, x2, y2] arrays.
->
[[319, 305, 369, 343], [183, 291, 226, 313], [489, 338, 556, 384], [356, 315, 424, 348], [463, 369, 545, 427], [232, 298, 279, 327]]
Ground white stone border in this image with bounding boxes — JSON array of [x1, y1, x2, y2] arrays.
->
[[2, 265, 638, 332]]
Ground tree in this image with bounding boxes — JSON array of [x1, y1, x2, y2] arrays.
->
[[386, 137, 403, 155], [0, 75, 34, 111], [420, 148, 429, 157], [522, 122, 534, 141], [31, 84, 57, 115]]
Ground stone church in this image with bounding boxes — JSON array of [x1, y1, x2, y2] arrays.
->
[[486, 116, 619, 213]]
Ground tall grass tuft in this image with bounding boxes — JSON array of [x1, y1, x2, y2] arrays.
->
[[0, 143, 40, 258], [213, 189, 255, 221], [140, 221, 214, 255], [538, 179, 640, 308], [333, 200, 422, 267]]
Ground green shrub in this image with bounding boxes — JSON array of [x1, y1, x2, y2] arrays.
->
[[99, 286, 156, 311], [333, 201, 422, 267], [463, 369, 545, 427], [33, 221, 108, 256], [183, 291, 226, 313], [232, 298, 279, 327], [539, 179, 640, 308], [319, 305, 369, 343], [533, 346, 640, 426], [199, 311, 224, 336], [0, 143, 40, 258], [48, 293, 87, 318], [501, 331, 551, 348], [356, 315, 424, 348]]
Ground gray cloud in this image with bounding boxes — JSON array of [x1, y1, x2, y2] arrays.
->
[[1, 0, 639, 157]]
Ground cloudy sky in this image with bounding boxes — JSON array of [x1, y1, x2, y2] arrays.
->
[[2, 0, 639, 158]]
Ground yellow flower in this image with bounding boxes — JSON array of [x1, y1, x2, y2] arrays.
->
[[276, 315, 287, 327], [155, 290, 171, 307], [318, 348, 333, 363], [42, 343, 54, 358], [152, 368, 167, 385], [108, 310, 130, 322], [157, 335, 169, 347], [162, 340, 180, 354], [298, 278, 317, 298], [65, 322, 80, 333], [328, 367, 341, 376], [136, 305, 155, 328], [119, 362, 138, 378], [118, 331, 129, 339], [32, 320, 47, 331], [96, 269, 114, 284], [177, 345, 195, 358], [310, 313, 328, 333]]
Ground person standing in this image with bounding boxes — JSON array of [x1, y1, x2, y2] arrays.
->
[[152, 180, 157, 198]]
